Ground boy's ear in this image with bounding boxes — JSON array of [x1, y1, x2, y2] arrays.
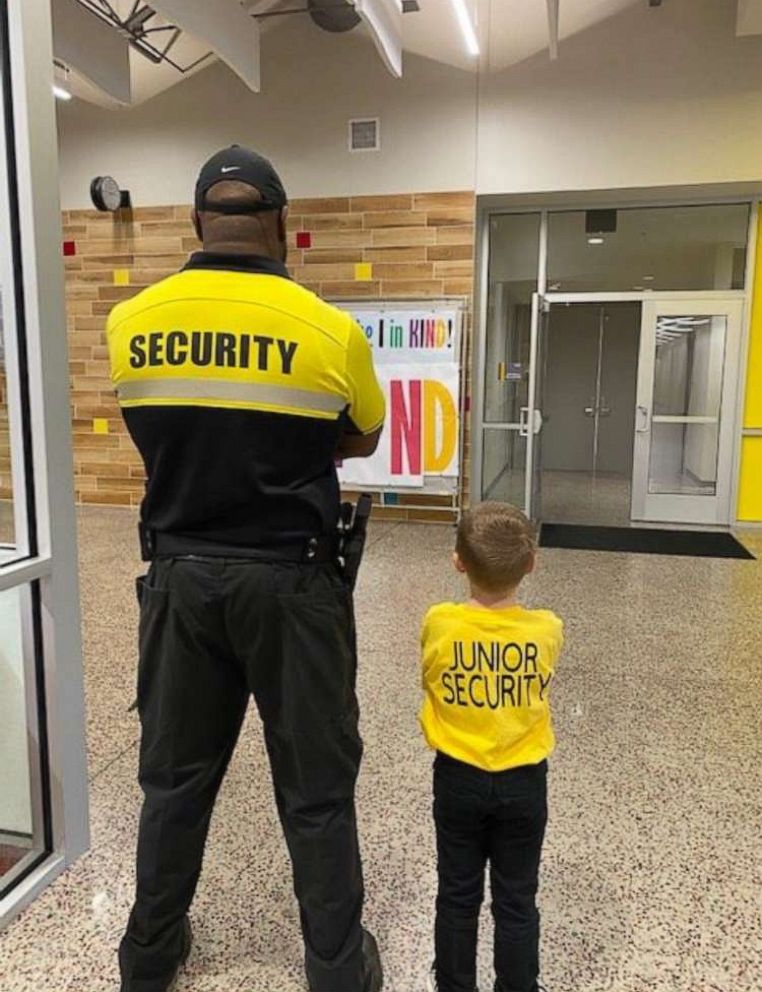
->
[[453, 551, 467, 574], [525, 550, 537, 576]]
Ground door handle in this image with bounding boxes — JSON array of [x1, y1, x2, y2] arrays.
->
[[519, 406, 529, 437], [599, 396, 611, 417], [519, 407, 543, 436], [584, 406, 595, 417], [635, 404, 650, 433]]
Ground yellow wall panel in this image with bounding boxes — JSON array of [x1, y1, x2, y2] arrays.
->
[[745, 227, 762, 425], [737, 437, 762, 521], [737, 221, 762, 520]]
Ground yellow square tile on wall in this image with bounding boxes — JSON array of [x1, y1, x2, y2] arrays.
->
[[354, 262, 373, 282], [113, 269, 131, 286], [93, 418, 109, 435]]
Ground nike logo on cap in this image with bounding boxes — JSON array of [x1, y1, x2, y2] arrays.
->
[[221, 166, 240, 173]]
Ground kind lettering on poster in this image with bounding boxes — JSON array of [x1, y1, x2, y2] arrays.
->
[[347, 308, 461, 362], [357, 315, 457, 355]]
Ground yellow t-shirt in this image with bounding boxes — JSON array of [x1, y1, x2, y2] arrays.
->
[[419, 601, 563, 772]]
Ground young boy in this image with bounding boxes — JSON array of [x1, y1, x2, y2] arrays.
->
[[420, 502, 563, 992]]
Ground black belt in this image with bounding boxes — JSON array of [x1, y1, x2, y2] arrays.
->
[[140, 525, 338, 563]]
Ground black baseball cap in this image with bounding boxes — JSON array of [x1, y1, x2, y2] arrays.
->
[[195, 145, 288, 215]]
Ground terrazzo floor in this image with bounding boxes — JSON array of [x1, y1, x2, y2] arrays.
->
[[1, 506, 761, 992], [540, 471, 632, 527]]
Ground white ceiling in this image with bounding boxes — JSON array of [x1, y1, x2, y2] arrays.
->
[[57, 0, 760, 109], [403, 0, 639, 73]]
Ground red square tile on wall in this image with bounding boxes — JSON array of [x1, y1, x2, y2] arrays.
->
[[296, 231, 312, 249], [63, 240, 76, 256]]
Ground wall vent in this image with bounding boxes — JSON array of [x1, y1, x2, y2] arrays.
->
[[349, 118, 380, 152]]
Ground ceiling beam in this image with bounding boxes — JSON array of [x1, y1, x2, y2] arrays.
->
[[737, 0, 762, 36], [150, 0, 262, 91], [245, 0, 286, 15], [355, 0, 404, 77], [546, 0, 559, 60], [51, 0, 132, 103]]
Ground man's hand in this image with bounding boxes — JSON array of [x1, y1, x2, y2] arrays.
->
[[336, 427, 382, 459]]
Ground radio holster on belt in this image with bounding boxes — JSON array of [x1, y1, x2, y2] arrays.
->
[[338, 493, 373, 592], [138, 520, 155, 562]]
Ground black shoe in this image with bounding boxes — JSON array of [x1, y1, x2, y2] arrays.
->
[[166, 917, 193, 991], [362, 929, 383, 992]]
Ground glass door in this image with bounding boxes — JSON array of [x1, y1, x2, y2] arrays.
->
[[478, 212, 541, 514], [0, 0, 88, 926], [537, 301, 641, 527], [631, 298, 744, 524]]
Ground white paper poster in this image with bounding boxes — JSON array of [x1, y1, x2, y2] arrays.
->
[[336, 304, 462, 490]]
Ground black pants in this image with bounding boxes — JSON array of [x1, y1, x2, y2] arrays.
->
[[433, 753, 548, 992], [119, 557, 365, 992]]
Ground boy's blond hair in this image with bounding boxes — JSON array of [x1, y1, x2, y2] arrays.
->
[[455, 502, 537, 592]]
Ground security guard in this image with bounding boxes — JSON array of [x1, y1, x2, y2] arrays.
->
[[106, 146, 385, 992]]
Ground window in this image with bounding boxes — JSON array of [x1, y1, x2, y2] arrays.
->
[[547, 204, 751, 293]]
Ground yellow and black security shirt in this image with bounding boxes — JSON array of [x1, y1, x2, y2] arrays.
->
[[419, 602, 564, 772], [106, 253, 385, 549]]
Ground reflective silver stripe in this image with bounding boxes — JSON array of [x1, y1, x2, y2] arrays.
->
[[117, 377, 346, 413]]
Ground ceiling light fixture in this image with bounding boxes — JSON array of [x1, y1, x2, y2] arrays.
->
[[449, 0, 480, 57], [53, 58, 72, 101], [588, 236, 604, 245]]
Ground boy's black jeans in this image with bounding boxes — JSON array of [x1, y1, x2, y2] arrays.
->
[[433, 752, 548, 992]]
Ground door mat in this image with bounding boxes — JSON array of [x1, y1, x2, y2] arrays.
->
[[539, 523, 755, 559]]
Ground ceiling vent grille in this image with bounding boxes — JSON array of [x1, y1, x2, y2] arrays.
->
[[349, 118, 380, 152]]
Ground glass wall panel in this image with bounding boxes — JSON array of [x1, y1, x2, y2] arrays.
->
[[647, 312, 728, 497], [652, 316, 726, 418], [482, 429, 527, 505], [484, 213, 540, 423], [648, 422, 719, 496], [547, 204, 750, 293], [0, 305, 13, 550], [0, 582, 45, 896]]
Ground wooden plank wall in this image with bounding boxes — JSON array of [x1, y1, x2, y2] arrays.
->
[[36, 191, 475, 522]]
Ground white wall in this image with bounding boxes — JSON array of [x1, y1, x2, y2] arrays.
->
[[477, 0, 762, 194], [56, 16, 478, 209], [56, 0, 762, 209]]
